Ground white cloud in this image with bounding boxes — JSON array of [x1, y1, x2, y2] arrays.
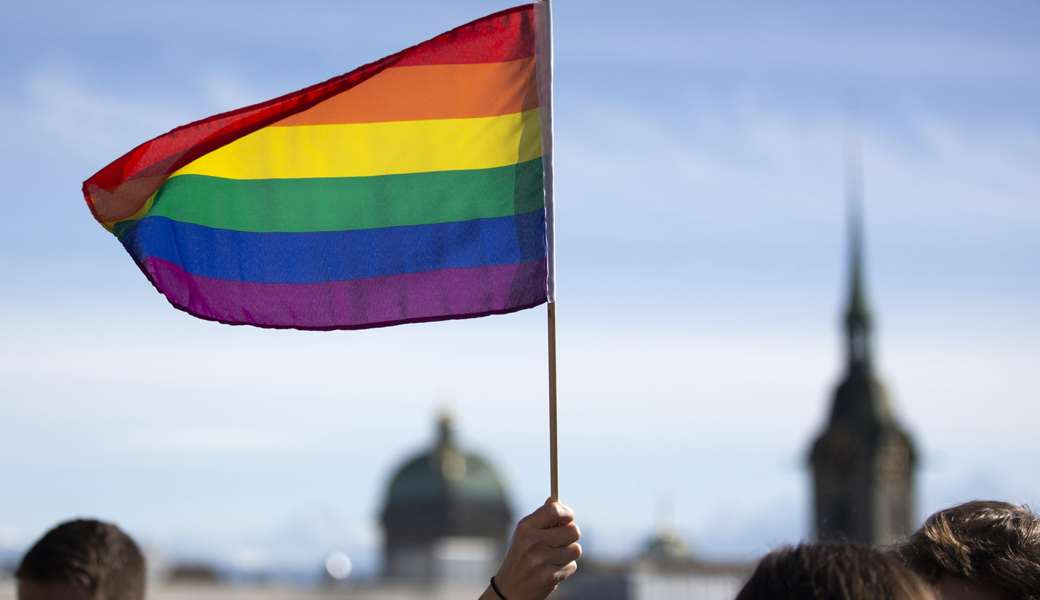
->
[[558, 87, 1040, 254], [201, 73, 277, 115], [561, 4, 1040, 84], [0, 525, 27, 551], [558, 99, 841, 244], [124, 427, 298, 453], [16, 72, 191, 160], [869, 116, 1040, 234], [227, 546, 270, 571], [885, 331, 1040, 448]]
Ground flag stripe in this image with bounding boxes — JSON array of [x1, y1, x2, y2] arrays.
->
[[273, 59, 537, 126], [144, 255, 548, 330], [392, 6, 534, 67], [174, 109, 541, 180], [123, 209, 547, 284], [124, 159, 543, 235]]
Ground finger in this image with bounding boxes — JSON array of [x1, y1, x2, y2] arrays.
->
[[530, 540, 582, 567], [524, 501, 575, 529], [543, 541, 582, 566], [539, 523, 581, 548], [553, 560, 578, 582]]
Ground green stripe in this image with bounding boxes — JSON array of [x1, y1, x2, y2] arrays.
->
[[135, 158, 544, 234]]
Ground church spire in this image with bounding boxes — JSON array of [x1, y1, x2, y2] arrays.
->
[[809, 118, 917, 547], [844, 131, 872, 375]]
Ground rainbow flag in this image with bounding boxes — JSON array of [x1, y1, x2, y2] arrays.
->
[[82, 3, 554, 330]]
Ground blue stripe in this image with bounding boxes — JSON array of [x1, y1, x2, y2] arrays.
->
[[121, 210, 547, 284]]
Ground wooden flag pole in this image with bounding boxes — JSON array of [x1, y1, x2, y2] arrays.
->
[[548, 301, 559, 501]]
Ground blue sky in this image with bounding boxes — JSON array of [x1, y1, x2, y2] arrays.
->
[[2, 0, 1039, 579]]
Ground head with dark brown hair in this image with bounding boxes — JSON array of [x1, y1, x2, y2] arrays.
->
[[894, 500, 1040, 600], [737, 542, 936, 600], [16, 520, 146, 600]]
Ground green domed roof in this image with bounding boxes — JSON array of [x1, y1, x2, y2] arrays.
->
[[381, 413, 513, 579], [384, 415, 509, 508], [642, 529, 691, 561]]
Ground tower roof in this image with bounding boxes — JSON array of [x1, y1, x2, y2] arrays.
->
[[383, 413, 510, 512], [827, 133, 892, 430], [846, 203, 871, 332], [843, 132, 873, 375]]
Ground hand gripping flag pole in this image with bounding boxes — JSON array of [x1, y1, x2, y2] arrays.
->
[[83, 2, 561, 500]]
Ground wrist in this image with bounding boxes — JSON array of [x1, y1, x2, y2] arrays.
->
[[490, 576, 509, 600]]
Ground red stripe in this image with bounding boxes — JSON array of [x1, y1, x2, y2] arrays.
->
[[395, 5, 535, 67], [82, 4, 536, 224]]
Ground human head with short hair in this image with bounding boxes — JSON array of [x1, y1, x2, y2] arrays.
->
[[894, 500, 1040, 600], [737, 542, 936, 600], [16, 519, 146, 600]]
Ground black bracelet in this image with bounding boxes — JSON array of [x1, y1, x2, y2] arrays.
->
[[490, 576, 509, 600]]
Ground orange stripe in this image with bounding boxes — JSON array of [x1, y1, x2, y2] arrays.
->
[[273, 57, 538, 126]]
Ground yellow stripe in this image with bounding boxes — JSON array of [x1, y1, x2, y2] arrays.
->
[[174, 109, 543, 180], [104, 192, 155, 230]]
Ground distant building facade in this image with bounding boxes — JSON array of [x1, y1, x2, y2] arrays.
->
[[559, 530, 750, 600], [809, 194, 917, 546], [381, 414, 512, 585]]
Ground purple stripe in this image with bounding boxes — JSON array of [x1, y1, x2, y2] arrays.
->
[[142, 256, 548, 330]]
